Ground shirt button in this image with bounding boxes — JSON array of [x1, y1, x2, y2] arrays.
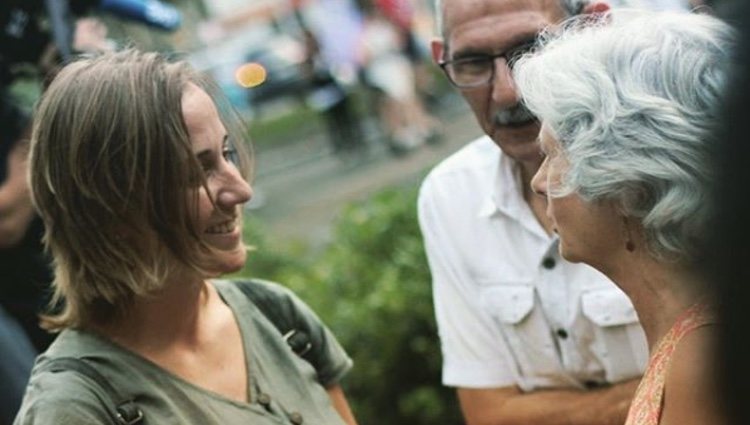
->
[[289, 412, 304, 424], [556, 328, 568, 339], [585, 380, 601, 389], [542, 257, 556, 269], [257, 393, 271, 406]]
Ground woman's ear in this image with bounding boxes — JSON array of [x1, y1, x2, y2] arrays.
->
[[582, 2, 611, 15]]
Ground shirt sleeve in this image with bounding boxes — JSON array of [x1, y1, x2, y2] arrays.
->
[[417, 174, 518, 389], [244, 279, 353, 387], [284, 287, 353, 387], [13, 370, 113, 425]]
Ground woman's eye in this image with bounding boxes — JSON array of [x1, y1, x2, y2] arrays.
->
[[222, 146, 238, 164]]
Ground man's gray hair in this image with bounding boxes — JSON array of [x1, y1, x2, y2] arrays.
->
[[514, 10, 736, 263], [434, 0, 590, 37]]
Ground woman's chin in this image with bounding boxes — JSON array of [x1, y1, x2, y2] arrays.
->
[[558, 243, 580, 264], [207, 248, 248, 276]]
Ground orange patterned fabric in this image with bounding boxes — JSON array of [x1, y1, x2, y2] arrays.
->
[[624, 303, 715, 425]]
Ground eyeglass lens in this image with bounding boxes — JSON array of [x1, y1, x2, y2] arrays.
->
[[444, 39, 537, 88]]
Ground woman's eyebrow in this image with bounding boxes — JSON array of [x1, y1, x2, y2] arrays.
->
[[195, 135, 229, 159]]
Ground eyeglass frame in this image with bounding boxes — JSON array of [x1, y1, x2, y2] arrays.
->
[[438, 38, 539, 89]]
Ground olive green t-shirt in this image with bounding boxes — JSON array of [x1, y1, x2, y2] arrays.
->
[[14, 279, 353, 425]]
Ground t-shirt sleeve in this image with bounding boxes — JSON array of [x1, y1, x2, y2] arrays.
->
[[13, 370, 112, 425], [283, 287, 353, 387], [242, 280, 353, 387]]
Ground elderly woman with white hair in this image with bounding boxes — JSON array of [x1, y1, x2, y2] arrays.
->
[[514, 10, 734, 425]]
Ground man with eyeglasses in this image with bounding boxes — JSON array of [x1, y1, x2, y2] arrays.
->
[[417, 1, 648, 424]]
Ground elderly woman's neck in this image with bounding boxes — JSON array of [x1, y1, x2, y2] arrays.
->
[[609, 253, 712, 349]]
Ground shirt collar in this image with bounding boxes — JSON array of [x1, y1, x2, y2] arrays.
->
[[478, 150, 525, 219]]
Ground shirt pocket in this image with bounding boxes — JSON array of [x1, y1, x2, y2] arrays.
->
[[581, 288, 648, 383], [480, 284, 561, 390]]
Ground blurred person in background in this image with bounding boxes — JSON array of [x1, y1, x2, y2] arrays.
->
[[0, 0, 178, 355], [516, 9, 734, 425], [417, 0, 648, 424], [0, 305, 35, 425], [0, 92, 37, 425], [0, 1, 66, 357], [357, 0, 439, 155], [14, 49, 358, 425], [299, 24, 366, 158], [373, 0, 440, 105]]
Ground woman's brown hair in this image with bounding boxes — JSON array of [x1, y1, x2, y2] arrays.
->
[[30, 49, 252, 330]]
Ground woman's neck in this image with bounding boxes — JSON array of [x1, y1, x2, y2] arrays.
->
[[92, 272, 215, 352], [603, 250, 709, 350], [87, 275, 249, 402]]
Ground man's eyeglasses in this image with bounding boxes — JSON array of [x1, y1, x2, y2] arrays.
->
[[438, 39, 538, 89]]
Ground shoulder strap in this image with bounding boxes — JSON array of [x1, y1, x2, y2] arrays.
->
[[41, 357, 144, 425], [235, 280, 313, 359]]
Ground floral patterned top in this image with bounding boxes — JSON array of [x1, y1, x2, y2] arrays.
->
[[624, 303, 715, 425]]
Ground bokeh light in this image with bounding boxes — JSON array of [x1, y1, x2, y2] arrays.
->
[[235, 63, 267, 88]]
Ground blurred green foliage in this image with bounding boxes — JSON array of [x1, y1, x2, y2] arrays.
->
[[240, 186, 463, 425]]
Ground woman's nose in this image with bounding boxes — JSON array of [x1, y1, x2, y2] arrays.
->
[[216, 167, 252, 208], [531, 167, 547, 197]]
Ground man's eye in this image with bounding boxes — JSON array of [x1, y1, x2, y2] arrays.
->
[[453, 58, 492, 76]]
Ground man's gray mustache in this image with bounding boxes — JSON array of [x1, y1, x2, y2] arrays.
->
[[493, 104, 536, 126]]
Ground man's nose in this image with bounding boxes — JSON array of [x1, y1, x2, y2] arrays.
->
[[490, 58, 521, 108]]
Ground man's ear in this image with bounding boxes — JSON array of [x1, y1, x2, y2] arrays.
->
[[431, 38, 445, 64], [582, 1, 610, 15]]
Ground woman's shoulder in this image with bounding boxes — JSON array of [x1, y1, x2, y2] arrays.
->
[[213, 278, 304, 311], [15, 329, 155, 424], [660, 325, 723, 425], [214, 277, 293, 293], [14, 358, 111, 425], [212, 278, 315, 337]]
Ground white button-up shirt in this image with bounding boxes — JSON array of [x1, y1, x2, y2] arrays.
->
[[418, 136, 648, 391]]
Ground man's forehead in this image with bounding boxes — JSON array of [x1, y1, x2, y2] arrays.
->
[[446, 11, 556, 55], [442, 0, 565, 40]]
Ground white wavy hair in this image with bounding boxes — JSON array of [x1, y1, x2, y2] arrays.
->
[[434, 0, 589, 37], [514, 10, 736, 263]]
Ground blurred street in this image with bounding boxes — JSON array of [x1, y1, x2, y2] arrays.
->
[[248, 91, 483, 246]]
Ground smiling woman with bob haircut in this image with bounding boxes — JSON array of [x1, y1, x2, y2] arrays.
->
[[514, 10, 735, 425], [13, 49, 358, 425]]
